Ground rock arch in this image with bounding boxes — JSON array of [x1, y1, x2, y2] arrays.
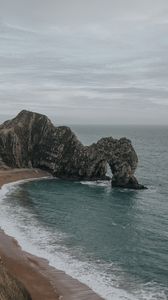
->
[[0, 110, 146, 189]]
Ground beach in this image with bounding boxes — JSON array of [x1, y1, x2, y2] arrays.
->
[[0, 168, 104, 300]]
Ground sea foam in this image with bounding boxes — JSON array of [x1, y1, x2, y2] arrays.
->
[[0, 179, 167, 300]]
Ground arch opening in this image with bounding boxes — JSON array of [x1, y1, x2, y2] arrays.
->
[[106, 162, 113, 179]]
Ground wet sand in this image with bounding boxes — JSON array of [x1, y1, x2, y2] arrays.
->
[[0, 168, 104, 300]]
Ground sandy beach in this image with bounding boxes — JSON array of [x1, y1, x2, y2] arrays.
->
[[0, 168, 104, 300]]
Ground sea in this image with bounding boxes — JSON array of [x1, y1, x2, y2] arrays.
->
[[0, 125, 168, 300]]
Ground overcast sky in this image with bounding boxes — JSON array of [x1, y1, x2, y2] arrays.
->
[[0, 0, 168, 124], [1, 0, 168, 24]]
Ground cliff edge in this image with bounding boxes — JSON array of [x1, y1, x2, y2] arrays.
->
[[0, 259, 31, 300]]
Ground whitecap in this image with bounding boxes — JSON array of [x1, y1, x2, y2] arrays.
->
[[80, 180, 111, 187], [0, 179, 167, 300]]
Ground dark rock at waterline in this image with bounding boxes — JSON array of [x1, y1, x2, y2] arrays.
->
[[112, 175, 147, 190], [0, 110, 146, 189]]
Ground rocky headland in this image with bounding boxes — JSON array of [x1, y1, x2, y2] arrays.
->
[[0, 110, 146, 189]]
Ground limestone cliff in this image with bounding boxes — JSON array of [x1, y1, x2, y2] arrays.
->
[[0, 110, 146, 189]]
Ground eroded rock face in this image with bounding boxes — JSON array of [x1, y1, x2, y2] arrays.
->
[[0, 110, 146, 189]]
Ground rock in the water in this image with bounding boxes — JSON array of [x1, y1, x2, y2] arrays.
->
[[0, 110, 146, 189]]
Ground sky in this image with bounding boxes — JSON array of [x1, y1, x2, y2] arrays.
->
[[0, 0, 168, 124], [1, 0, 168, 24]]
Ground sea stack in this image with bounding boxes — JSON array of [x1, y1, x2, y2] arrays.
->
[[0, 110, 146, 189]]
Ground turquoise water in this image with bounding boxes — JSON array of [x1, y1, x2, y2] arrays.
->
[[0, 125, 168, 300]]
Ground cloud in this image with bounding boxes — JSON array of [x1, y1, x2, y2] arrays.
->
[[1, 0, 168, 26], [0, 0, 168, 124]]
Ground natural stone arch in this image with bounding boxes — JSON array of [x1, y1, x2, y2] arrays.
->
[[81, 137, 143, 188], [0, 110, 146, 189]]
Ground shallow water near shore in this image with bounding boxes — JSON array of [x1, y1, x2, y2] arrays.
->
[[0, 125, 168, 300]]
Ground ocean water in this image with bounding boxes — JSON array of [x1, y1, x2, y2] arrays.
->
[[0, 125, 168, 300]]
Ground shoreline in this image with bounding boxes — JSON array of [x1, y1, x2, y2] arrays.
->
[[0, 168, 104, 300]]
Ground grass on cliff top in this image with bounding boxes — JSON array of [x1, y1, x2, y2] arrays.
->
[[0, 263, 31, 300]]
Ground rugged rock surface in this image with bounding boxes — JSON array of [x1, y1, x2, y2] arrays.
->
[[0, 110, 146, 189]]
